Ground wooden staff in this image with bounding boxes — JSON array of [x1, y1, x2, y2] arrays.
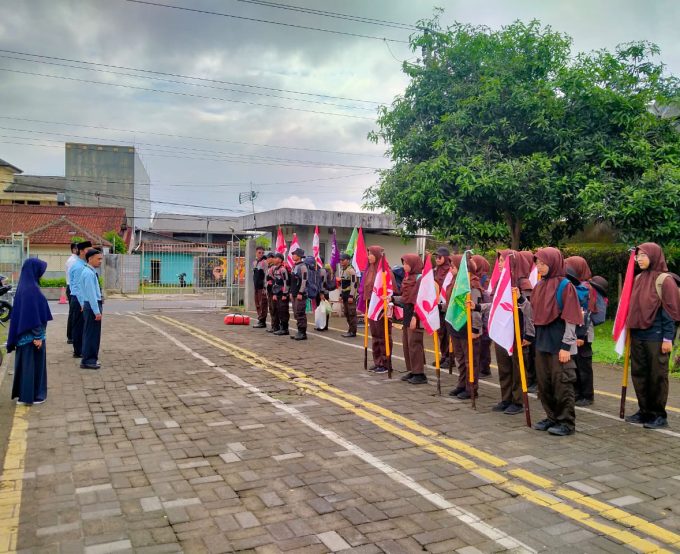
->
[[434, 330, 441, 395], [512, 288, 532, 428], [448, 337, 454, 374], [619, 333, 631, 419], [465, 292, 476, 409], [363, 297, 369, 370], [382, 267, 392, 378]]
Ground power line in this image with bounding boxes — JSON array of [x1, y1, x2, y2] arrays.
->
[[0, 115, 386, 159], [0, 52, 378, 112], [124, 0, 410, 44], [0, 67, 375, 121]]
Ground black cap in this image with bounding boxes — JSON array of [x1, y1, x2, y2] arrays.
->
[[265, 251, 275, 259], [340, 253, 351, 261], [85, 248, 101, 261], [274, 252, 285, 261], [590, 276, 609, 296], [70, 241, 78, 249], [435, 246, 450, 257], [77, 241, 92, 252], [292, 248, 304, 257]]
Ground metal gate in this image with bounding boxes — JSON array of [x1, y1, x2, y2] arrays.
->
[[0, 234, 26, 284], [138, 241, 245, 310]]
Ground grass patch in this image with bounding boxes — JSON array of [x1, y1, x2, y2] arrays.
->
[[592, 320, 621, 365]]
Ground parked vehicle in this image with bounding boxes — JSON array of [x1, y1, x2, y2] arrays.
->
[[0, 274, 12, 323]]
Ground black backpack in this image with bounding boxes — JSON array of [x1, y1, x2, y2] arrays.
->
[[303, 256, 320, 297]]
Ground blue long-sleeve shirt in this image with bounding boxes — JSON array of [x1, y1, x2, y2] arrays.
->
[[79, 264, 102, 315], [68, 258, 86, 304]]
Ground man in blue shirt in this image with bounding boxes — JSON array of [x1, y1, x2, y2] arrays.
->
[[78, 248, 103, 369], [68, 241, 91, 359]]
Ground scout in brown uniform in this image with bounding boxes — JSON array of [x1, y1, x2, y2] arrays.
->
[[271, 253, 290, 336], [289, 248, 308, 341], [518, 250, 538, 392], [472, 255, 493, 378], [531, 247, 583, 436], [265, 253, 277, 333], [433, 247, 451, 365], [339, 253, 358, 337], [252, 246, 268, 328], [364, 245, 393, 373], [398, 253, 427, 384], [625, 243, 680, 429]]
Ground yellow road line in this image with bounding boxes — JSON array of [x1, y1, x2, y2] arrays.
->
[[0, 406, 29, 553], [155, 315, 678, 552]]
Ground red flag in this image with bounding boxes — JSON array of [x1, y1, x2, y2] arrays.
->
[[286, 233, 299, 270], [613, 251, 636, 356], [415, 255, 440, 335], [312, 225, 323, 268], [352, 227, 368, 275], [275, 227, 286, 255], [368, 257, 393, 321], [487, 257, 500, 294]]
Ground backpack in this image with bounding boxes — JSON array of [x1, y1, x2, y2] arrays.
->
[[590, 288, 608, 326], [655, 273, 680, 307], [324, 268, 337, 291], [556, 278, 591, 337], [392, 265, 405, 294], [303, 256, 320, 297]]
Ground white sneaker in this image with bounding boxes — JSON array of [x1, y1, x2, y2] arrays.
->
[[34, 400, 45, 404]]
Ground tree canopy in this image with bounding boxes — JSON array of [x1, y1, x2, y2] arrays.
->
[[366, 18, 680, 248]]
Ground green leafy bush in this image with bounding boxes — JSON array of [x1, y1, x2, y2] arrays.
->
[[39, 278, 67, 288]]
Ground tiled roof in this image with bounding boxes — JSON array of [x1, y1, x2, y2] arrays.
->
[[0, 205, 127, 246], [0, 158, 23, 174]]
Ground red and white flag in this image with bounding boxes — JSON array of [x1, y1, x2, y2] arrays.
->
[[286, 233, 300, 269], [488, 266, 515, 355], [352, 227, 368, 276], [613, 251, 636, 356], [368, 257, 393, 321], [529, 264, 539, 288], [487, 257, 500, 294], [312, 225, 323, 268], [275, 228, 286, 255], [439, 271, 453, 304], [415, 255, 441, 335]]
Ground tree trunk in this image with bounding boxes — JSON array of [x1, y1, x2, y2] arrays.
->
[[504, 213, 522, 250]]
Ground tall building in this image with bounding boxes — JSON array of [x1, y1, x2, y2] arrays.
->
[[65, 143, 150, 229]]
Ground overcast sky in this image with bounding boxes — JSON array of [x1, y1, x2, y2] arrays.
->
[[1, 0, 679, 219]]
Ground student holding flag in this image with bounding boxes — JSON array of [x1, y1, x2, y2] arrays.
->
[[397, 253, 426, 384], [625, 243, 680, 429], [365, 245, 393, 374], [472, 255, 493, 378], [434, 247, 452, 365], [518, 250, 538, 391], [531, 247, 583, 436]]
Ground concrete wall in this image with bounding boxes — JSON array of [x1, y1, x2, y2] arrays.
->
[[140, 252, 195, 286], [134, 151, 150, 230], [29, 245, 70, 280]]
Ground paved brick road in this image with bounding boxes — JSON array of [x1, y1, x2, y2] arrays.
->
[[1, 308, 680, 553]]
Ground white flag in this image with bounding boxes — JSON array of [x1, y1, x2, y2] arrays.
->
[[529, 264, 539, 288], [488, 266, 515, 355], [415, 256, 441, 335], [368, 258, 393, 321]]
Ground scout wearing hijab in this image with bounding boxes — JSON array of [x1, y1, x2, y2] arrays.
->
[[447, 254, 484, 399], [68, 241, 92, 359], [397, 254, 428, 384], [264, 253, 278, 333], [315, 257, 330, 331], [252, 246, 268, 329], [490, 250, 535, 415], [472, 255, 493, 377], [271, 253, 291, 336], [289, 248, 308, 340], [518, 250, 538, 392], [339, 253, 358, 337], [625, 243, 680, 429], [364, 245, 394, 373], [445, 255, 464, 376], [565, 256, 598, 407], [65, 241, 79, 343], [78, 249, 104, 369], [531, 247, 583, 436], [8, 258, 53, 405], [433, 247, 451, 365]]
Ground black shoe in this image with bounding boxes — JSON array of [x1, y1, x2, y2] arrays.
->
[[527, 383, 538, 394], [252, 322, 267, 328], [292, 332, 307, 341], [408, 374, 428, 384], [625, 411, 647, 424], [643, 416, 668, 429], [73, 353, 82, 358], [373, 366, 388, 374], [456, 390, 477, 400], [480, 370, 492, 378], [440, 357, 449, 366], [80, 363, 101, 370], [448, 387, 464, 397], [575, 398, 593, 407], [533, 418, 555, 431], [504, 404, 524, 415], [492, 401, 511, 412], [341, 332, 357, 338], [401, 372, 414, 381], [273, 329, 289, 336], [548, 423, 574, 436], [367, 365, 378, 372], [66, 339, 73, 344], [266, 328, 276, 333]]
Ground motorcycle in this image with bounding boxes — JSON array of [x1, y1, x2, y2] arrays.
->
[[0, 274, 12, 323]]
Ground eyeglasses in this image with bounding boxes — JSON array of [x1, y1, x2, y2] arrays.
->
[[635, 253, 649, 259]]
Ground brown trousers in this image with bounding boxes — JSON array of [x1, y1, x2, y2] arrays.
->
[[402, 325, 425, 375], [292, 296, 307, 334], [451, 334, 480, 394], [254, 288, 268, 323], [273, 296, 290, 331], [268, 294, 277, 329], [369, 317, 393, 367], [342, 298, 358, 334], [495, 342, 526, 405], [536, 351, 576, 430], [630, 338, 669, 419]]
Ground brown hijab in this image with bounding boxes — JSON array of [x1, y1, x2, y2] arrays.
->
[[532, 247, 583, 326], [565, 256, 597, 313], [400, 253, 423, 304], [497, 249, 516, 289], [627, 242, 680, 328], [471, 255, 490, 291], [468, 255, 482, 292], [445, 255, 463, 302], [363, 245, 384, 299], [433, 253, 451, 287], [518, 251, 535, 291]]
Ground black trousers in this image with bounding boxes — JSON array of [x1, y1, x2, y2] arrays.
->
[[82, 302, 102, 366], [71, 296, 84, 356], [630, 338, 669, 419], [573, 341, 594, 401], [536, 351, 576, 431], [274, 296, 290, 331], [66, 285, 74, 341], [293, 295, 307, 334]]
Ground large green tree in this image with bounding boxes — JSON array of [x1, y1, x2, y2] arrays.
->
[[366, 19, 680, 248]]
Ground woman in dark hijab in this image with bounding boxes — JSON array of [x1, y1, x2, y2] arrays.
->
[[434, 247, 452, 365], [471, 255, 492, 378], [625, 243, 680, 429], [398, 253, 426, 384], [8, 258, 53, 405], [364, 246, 394, 373], [531, 247, 583, 436]]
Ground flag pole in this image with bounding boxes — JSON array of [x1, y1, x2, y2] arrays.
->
[[619, 333, 631, 419], [512, 287, 532, 428], [465, 292, 476, 409], [448, 337, 454, 374], [382, 263, 392, 378], [434, 330, 441, 395], [363, 298, 368, 370]]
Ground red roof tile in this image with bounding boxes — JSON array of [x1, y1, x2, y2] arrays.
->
[[0, 205, 127, 246]]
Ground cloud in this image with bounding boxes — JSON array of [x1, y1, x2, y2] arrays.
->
[[276, 195, 316, 210]]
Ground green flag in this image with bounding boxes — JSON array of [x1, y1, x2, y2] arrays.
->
[[345, 227, 358, 256], [445, 253, 471, 331]]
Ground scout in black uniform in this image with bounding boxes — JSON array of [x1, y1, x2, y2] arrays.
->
[[289, 248, 308, 340], [271, 253, 291, 336]]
